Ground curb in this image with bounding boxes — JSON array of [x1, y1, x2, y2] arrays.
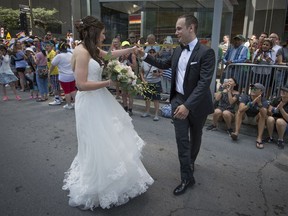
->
[[115, 93, 262, 139]]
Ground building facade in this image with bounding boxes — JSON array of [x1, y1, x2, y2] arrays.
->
[[1, 0, 287, 43]]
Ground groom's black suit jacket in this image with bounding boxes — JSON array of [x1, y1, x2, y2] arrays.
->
[[144, 41, 215, 117]]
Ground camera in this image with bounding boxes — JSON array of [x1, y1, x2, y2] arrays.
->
[[153, 69, 158, 73]]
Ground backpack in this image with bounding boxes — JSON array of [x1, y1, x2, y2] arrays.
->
[[160, 104, 172, 118]]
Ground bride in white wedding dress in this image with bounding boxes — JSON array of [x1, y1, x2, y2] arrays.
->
[[62, 16, 153, 210]]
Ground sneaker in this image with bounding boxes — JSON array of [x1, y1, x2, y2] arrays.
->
[[49, 100, 61, 106], [277, 140, 284, 149], [141, 113, 150, 118], [15, 95, 21, 101], [264, 136, 274, 143], [63, 104, 74, 110], [206, 124, 216, 130], [153, 116, 160, 121], [227, 128, 233, 136], [2, 96, 8, 101]]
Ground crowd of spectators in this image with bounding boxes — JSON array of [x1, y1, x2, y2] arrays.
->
[[0, 31, 77, 109], [208, 32, 288, 150], [2, 30, 288, 148], [0, 31, 174, 119]]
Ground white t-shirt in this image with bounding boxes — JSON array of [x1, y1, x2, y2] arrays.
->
[[51, 52, 75, 82]]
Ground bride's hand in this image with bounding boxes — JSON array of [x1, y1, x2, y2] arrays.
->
[[109, 79, 117, 87], [136, 46, 145, 57]]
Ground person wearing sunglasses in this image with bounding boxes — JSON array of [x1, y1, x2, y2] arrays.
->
[[230, 83, 268, 149], [128, 32, 137, 45]]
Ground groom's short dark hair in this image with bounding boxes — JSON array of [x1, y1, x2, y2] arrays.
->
[[178, 13, 198, 34]]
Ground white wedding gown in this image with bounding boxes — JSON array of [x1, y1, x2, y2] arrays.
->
[[62, 58, 154, 210]]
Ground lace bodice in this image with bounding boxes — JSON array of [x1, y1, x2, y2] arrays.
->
[[87, 58, 103, 82]]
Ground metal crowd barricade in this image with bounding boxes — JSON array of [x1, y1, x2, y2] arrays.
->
[[224, 63, 288, 99]]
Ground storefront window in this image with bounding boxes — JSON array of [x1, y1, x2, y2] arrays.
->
[[99, 0, 217, 48]]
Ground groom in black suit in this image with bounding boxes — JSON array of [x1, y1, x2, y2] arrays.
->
[[138, 13, 215, 195]]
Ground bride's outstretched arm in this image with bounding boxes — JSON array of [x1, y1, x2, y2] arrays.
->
[[99, 46, 138, 58]]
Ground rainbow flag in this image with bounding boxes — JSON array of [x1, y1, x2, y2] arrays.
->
[[16, 31, 29, 42], [16, 31, 25, 38], [7, 38, 15, 49]]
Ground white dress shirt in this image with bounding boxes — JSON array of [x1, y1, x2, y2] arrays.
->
[[176, 38, 198, 94]]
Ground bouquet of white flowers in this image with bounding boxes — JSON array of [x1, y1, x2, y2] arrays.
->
[[105, 59, 155, 98]]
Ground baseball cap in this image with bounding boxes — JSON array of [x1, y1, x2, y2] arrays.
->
[[121, 41, 130, 47], [164, 36, 173, 44], [250, 83, 265, 91], [45, 40, 55, 46], [233, 34, 245, 41], [26, 38, 34, 43], [280, 84, 288, 92], [147, 47, 156, 53], [25, 47, 35, 54]]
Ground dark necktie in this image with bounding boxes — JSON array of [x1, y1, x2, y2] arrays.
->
[[180, 44, 190, 51]]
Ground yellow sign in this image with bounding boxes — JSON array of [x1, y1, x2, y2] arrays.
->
[[6, 32, 11, 40]]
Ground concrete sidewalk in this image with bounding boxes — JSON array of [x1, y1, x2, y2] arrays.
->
[[117, 94, 260, 139]]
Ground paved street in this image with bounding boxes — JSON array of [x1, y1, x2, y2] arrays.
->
[[0, 91, 288, 216]]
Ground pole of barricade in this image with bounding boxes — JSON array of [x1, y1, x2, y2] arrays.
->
[[210, 0, 223, 95]]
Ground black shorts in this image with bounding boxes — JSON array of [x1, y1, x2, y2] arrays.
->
[[16, 67, 26, 73], [246, 108, 259, 117], [144, 81, 162, 101]]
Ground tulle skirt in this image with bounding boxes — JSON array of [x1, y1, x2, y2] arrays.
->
[[0, 73, 18, 85], [62, 88, 153, 210]]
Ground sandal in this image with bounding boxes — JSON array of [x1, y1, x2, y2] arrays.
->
[[256, 141, 264, 149], [231, 132, 238, 141]]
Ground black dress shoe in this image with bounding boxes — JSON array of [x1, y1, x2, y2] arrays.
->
[[173, 178, 195, 196]]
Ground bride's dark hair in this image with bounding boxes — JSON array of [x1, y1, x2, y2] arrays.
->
[[74, 16, 105, 65]]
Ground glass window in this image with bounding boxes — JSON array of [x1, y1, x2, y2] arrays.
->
[[99, 0, 217, 48]]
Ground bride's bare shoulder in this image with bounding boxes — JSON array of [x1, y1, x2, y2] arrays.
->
[[71, 45, 90, 70], [73, 44, 89, 57]]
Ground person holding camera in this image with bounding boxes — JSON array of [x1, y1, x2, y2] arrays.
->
[[265, 84, 288, 149], [140, 47, 162, 121], [230, 83, 268, 149], [206, 77, 239, 135]]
